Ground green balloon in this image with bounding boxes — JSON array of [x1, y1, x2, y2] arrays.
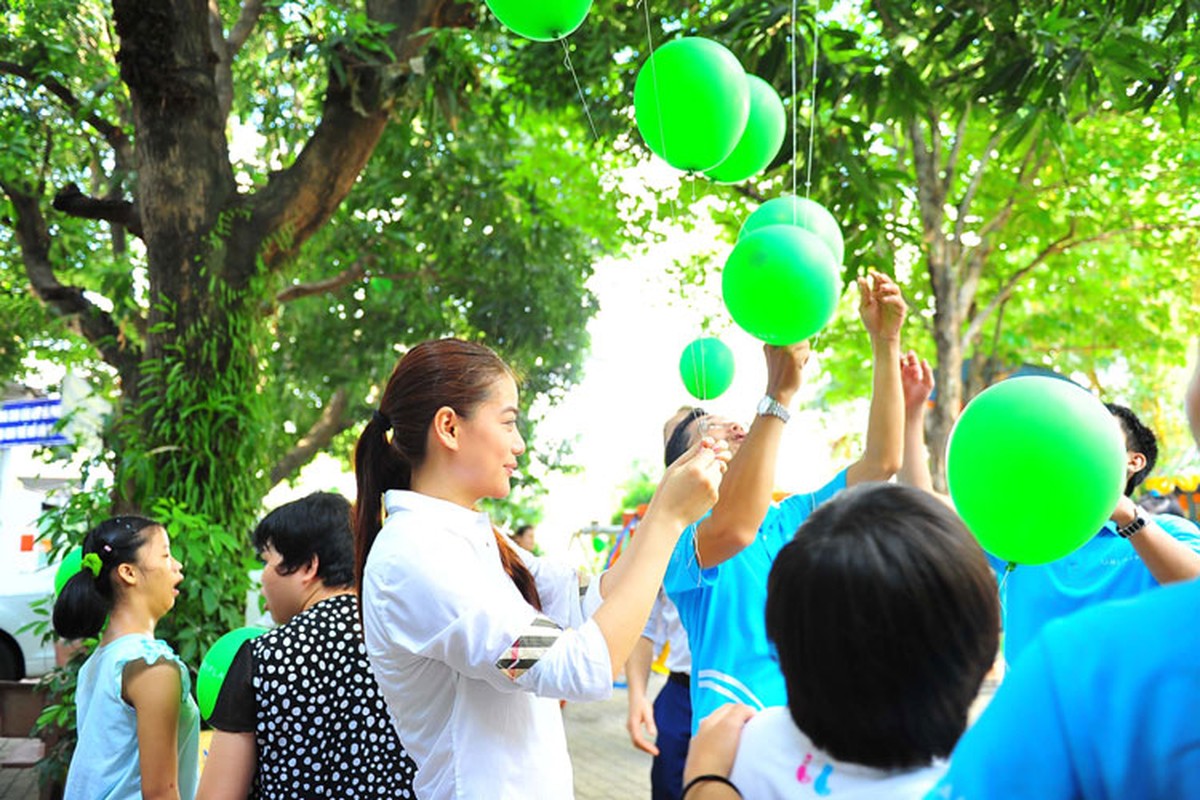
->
[[634, 37, 750, 172], [947, 377, 1127, 565], [592, 535, 606, 553], [704, 75, 787, 184], [679, 337, 736, 400], [198, 626, 268, 720], [740, 196, 845, 266], [721, 225, 841, 345], [54, 546, 83, 595], [484, 0, 593, 41]]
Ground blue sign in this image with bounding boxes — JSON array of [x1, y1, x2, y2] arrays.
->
[[0, 398, 71, 448]]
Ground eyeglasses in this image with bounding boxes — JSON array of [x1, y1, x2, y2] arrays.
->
[[697, 416, 737, 439]]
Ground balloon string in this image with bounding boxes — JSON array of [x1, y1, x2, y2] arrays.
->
[[641, 0, 669, 165], [561, 39, 599, 142], [997, 561, 1015, 674], [805, 14, 819, 199], [790, 0, 798, 216]]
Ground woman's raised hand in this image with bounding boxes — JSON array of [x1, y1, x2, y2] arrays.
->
[[650, 437, 730, 528]]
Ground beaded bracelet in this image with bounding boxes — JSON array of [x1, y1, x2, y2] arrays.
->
[[681, 774, 742, 798]]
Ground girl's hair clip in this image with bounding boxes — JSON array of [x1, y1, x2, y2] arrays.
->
[[81, 552, 103, 578]]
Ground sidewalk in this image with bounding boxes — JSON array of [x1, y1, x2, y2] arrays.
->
[[566, 676, 659, 800]]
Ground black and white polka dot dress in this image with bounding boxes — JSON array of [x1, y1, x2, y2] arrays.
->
[[209, 594, 416, 798]]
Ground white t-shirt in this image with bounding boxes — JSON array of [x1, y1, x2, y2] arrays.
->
[[642, 589, 692, 674], [363, 490, 611, 800], [729, 707, 947, 799]]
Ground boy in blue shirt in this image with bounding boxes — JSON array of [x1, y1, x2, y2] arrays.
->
[[930, 351, 1200, 800], [663, 270, 907, 728]]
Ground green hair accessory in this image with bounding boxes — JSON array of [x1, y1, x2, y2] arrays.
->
[[80, 552, 103, 578]]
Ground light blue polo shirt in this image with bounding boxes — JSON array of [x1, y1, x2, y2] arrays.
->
[[664, 470, 847, 731], [990, 513, 1200, 664], [931, 576, 1200, 800]]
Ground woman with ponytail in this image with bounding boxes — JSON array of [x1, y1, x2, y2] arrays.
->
[[54, 516, 199, 800], [354, 338, 728, 800]]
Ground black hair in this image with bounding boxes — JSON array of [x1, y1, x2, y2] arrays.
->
[[53, 516, 159, 641], [513, 524, 535, 538], [664, 407, 705, 467], [766, 483, 999, 769], [253, 492, 355, 589], [1105, 403, 1158, 496]]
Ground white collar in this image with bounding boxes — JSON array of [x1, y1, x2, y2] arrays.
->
[[383, 489, 495, 546]]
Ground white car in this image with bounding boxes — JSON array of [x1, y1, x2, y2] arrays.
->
[[0, 565, 56, 679]]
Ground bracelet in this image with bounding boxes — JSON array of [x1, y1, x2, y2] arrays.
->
[[682, 774, 742, 798]]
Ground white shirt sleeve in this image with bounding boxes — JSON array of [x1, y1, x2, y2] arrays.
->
[[370, 535, 612, 703]]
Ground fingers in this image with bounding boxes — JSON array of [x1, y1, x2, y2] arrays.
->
[[920, 358, 934, 387], [683, 703, 756, 784]]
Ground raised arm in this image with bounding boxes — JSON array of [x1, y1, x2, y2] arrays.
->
[[594, 439, 728, 676], [694, 342, 811, 569], [846, 270, 905, 486], [1110, 497, 1200, 584]]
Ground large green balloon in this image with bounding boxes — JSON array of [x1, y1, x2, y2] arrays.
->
[[198, 626, 268, 719], [484, 0, 593, 41], [704, 75, 787, 184], [947, 377, 1127, 565], [740, 196, 845, 266], [634, 38, 750, 172], [54, 546, 83, 595], [721, 225, 841, 345], [679, 337, 736, 400]]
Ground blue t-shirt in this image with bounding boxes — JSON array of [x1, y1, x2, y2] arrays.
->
[[664, 470, 847, 730], [931, 576, 1200, 800], [990, 513, 1200, 664], [65, 634, 200, 800]]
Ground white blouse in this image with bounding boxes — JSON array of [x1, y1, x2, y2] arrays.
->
[[363, 490, 611, 800]]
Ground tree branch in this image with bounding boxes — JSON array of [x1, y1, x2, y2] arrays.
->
[[962, 221, 1200, 346], [52, 183, 143, 238], [227, 0, 266, 57], [0, 60, 129, 156], [276, 261, 367, 303], [942, 101, 972, 190], [269, 387, 354, 486], [250, 0, 475, 271], [0, 180, 142, 381], [952, 126, 1004, 244]]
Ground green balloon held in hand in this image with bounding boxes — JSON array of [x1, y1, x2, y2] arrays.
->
[[722, 224, 841, 345], [484, 0, 593, 42], [740, 196, 845, 266], [679, 337, 736, 400], [54, 546, 84, 595], [705, 75, 787, 184], [947, 377, 1127, 565], [634, 37, 750, 172], [198, 626, 268, 720]]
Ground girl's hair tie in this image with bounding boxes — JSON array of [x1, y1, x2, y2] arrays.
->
[[81, 552, 103, 578]]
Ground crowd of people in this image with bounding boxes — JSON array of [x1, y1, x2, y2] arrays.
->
[[50, 271, 1200, 799]]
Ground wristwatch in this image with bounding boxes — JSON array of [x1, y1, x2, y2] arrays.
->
[[1116, 513, 1147, 539], [756, 395, 790, 424]]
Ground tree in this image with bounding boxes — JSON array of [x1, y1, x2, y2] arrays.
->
[[0, 0, 646, 662]]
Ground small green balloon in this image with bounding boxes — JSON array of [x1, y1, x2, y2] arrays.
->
[[679, 337, 736, 400], [721, 225, 841, 345], [484, 0, 593, 41], [740, 196, 845, 266], [592, 535, 606, 553], [947, 377, 1127, 564], [54, 547, 83, 595], [704, 75, 787, 184], [197, 626, 268, 720], [634, 37, 750, 172]]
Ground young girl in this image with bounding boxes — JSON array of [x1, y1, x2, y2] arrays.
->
[[353, 338, 726, 799], [681, 483, 999, 799], [54, 516, 198, 800]]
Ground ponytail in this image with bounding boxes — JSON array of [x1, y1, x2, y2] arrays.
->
[[353, 413, 410, 600], [52, 516, 157, 641], [493, 530, 542, 611]]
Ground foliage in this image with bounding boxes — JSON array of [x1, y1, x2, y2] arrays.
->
[[610, 461, 659, 524]]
